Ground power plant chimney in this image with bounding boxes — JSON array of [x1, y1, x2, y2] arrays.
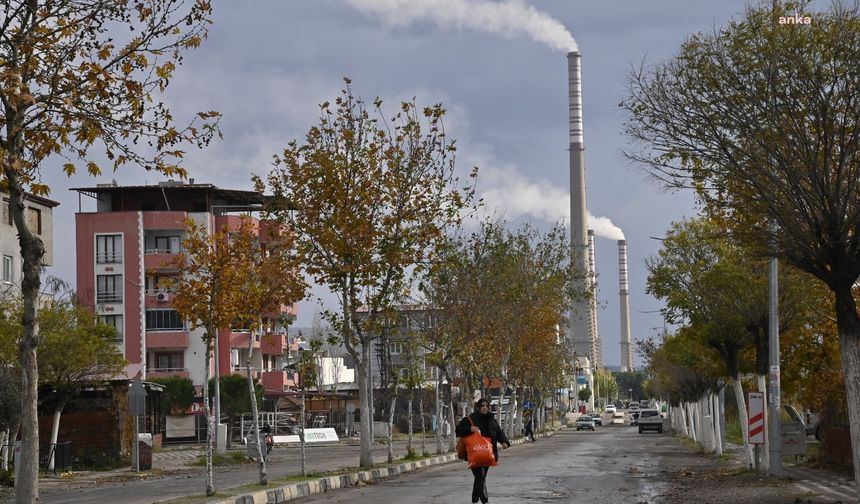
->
[[618, 239, 633, 372], [568, 51, 591, 360], [587, 230, 603, 368]]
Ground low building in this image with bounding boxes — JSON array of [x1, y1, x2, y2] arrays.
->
[[0, 190, 58, 296]]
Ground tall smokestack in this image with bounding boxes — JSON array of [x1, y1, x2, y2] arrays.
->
[[587, 230, 602, 368], [618, 239, 633, 372], [569, 51, 591, 360]]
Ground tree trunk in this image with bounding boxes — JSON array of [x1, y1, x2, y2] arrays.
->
[[447, 395, 456, 452], [387, 392, 396, 463], [435, 372, 443, 454], [8, 168, 46, 504], [732, 378, 754, 468], [202, 330, 215, 496], [507, 386, 518, 440], [357, 343, 373, 467], [0, 429, 8, 471], [301, 387, 307, 476], [246, 332, 266, 485], [713, 392, 723, 457], [419, 390, 426, 456], [833, 284, 860, 502], [407, 390, 414, 456], [47, 398, 68, 472]]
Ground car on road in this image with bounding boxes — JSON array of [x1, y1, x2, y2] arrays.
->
[[588, 412, 603, 426], [606, 404, 617, 415], [638, 409, 664, 434], [576, 415, 596, 431]]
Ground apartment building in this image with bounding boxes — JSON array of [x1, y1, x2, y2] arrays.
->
[[72, 181, 298, 394], [0, 191, 58, 296]]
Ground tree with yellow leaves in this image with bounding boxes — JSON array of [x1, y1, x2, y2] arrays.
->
[[257, 80, 476, 467], [0, 3, 219, 499]]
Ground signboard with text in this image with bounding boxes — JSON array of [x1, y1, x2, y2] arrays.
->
[[748, 392, 765, 444]]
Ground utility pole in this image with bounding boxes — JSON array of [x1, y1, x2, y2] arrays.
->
[[767, 221, 783, 477]]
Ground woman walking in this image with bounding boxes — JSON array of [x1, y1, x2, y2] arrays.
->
[[456, 398, 511, 504]]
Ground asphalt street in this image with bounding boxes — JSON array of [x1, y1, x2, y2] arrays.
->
[[4, 418, 855, 504]]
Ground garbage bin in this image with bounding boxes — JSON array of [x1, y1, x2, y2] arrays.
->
[[54, 441, 72, 472], [138, 434, 152, 470]]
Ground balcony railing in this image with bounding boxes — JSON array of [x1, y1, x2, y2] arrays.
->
[[144, 248, 179, 255], [150, 367, 186, 373], [96, 292, 123, 304], [96, 252, 123, 263]]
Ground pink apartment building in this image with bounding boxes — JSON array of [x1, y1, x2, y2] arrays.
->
[[73, 181, 299, 396]]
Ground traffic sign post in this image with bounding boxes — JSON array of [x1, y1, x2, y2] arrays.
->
[[748, 391, 765, 475], [128, 378, 147, 472]]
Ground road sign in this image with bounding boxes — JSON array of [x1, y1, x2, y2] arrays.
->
[[576, 375, 587, 385], [748, 392, 765, 444], [128, 378, 146, 417], [523, 400, 534, 410]]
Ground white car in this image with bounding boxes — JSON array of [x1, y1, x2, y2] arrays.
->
[[576, 415, 596, 431], [606, 405, 617, 414]]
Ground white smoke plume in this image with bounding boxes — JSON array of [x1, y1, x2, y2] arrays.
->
[[344, 0, 578, 52], [479, 170, 624, 239]]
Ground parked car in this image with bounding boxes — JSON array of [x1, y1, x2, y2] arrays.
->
[[606, 405, 617, 415], [576, 415, 596, 431]]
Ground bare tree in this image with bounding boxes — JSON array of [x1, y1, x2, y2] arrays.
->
[[622, 0, 860, 487]]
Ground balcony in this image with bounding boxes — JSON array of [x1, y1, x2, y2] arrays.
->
[[230, 331, 261, 350], [261, 370, 296, 392], [96, 252, 123, 264], [144, 250, 179, 270], [96, 292, 123, 304], [146, 330, 188, 349], [148, 368, 190, 380], [260, 333, 287, 355]]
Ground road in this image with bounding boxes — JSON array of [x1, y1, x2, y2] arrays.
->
[[290, 424, 665, 503], [290, 422, 813, 504], [8, 416, 846, 504]]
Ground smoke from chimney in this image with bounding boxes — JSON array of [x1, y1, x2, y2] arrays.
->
[[344, 0, 577, 52], [618, 239, 633, 372]]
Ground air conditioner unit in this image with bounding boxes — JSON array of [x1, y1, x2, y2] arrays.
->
[[156, 292, 170, 302]]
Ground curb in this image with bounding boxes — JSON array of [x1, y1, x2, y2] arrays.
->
[[215, 430, 559, 504]]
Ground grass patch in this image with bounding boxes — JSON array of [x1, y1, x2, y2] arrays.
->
[[724, 417, 744, 445], [190, 451, 252, 467]]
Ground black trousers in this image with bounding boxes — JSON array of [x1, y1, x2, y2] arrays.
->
[[470, 466, 489, 503]]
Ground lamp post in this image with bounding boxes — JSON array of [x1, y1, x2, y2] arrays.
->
[[628, 388, 633, 405]]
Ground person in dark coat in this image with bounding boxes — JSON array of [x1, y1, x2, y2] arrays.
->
[[456, 398, 511, 504]]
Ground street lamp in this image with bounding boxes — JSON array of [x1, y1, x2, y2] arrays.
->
[[628, 388, 633, 404]]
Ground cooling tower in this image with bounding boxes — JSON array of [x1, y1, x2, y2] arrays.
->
[[618, 239, 633, 372]]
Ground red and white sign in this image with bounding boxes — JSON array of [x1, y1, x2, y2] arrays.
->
[[748, 392, 765, 444]]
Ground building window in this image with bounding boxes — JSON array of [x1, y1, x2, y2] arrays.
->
[[155, 352, 183, 371], [96, 274, 123, 303], [146, 309, 184, 331], [2, 200, 10, 226], [96, 234, 122, 263], [154, 235, 180, 254], [26, 207, 41, 235], [2, 255, 12, 283], [389, 342, 402, 355], [99, 315, 124, 340]]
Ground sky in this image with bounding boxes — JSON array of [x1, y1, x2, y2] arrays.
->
[[44, 0, 770, 369]]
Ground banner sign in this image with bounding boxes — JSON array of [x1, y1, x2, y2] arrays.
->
[[303, 428, 339, 443]]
